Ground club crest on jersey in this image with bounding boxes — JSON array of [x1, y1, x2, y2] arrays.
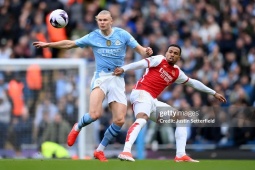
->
[[95, 80, 102, 86], [172, 70, 175, 76], [115, 40, 121, 45], [106, 40, 111, 46]]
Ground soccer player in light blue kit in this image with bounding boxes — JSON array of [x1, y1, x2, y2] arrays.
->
[[33, 10, 153, 161]]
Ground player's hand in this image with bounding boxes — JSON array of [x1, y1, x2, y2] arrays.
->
[[145, 47, 153, 56], [113, 67, 124, 76], [213, 93, 227, 103], [33, 41, 49, 48]]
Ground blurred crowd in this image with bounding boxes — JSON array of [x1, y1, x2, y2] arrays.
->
[[1, 0, 255, 157]]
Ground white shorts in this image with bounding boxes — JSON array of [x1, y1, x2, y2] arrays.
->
[[91, 71, 127, 105], [130, 89, 174, 122]]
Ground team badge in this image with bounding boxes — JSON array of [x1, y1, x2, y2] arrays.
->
[[95, 80, 102, 86], [106, 40, 111, 46], [115, 40, 121, 45], [172, 70, 175, 76]]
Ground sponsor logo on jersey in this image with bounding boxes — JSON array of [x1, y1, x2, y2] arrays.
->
[[159, 68, 173, 84], [97, 48, 122, 56]]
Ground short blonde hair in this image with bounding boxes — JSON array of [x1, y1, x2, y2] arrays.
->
[[95, 10, 112, 20]]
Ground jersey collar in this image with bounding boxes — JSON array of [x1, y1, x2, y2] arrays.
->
[[99, 28, 115, 38]]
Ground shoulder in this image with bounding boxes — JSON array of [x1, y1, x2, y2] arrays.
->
[[90, 29, 100, 35], [173, 64, 180, 70], [114, 27, 130, 35], [157, 55, 165, 60], [149, 55, 165, 62], [82, 29, 100, 38], [114, 27, 125, 32], [146, 55, 165, 67], [173, 65, 186, 77]]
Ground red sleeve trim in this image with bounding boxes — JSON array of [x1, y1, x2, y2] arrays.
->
[[145, 58, 150, 67], [182, 77, 189, 84]]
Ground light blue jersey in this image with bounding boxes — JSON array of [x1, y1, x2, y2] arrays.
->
[[75, 27, 139, 74]]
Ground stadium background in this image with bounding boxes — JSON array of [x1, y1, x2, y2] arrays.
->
[[0, 0, 255, 159]]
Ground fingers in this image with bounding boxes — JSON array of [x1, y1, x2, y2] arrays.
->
[[218, 95, 227, 103], [214, 93, 227, 103], [113, 71, 121, 76], [146, 47, 153, 55], [221, 96, 227, 103], [113, 68, 123, 76], [32, 42, 41, 48], [33, 42, 44, 48]]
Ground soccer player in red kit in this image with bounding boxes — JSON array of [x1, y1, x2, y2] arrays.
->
[[113, 44, 226, 162]]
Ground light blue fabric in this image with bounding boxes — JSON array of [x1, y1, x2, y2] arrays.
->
[[75, 27, 139, 73], [78, 113, 95, 129], [101, 123, 121, 146]]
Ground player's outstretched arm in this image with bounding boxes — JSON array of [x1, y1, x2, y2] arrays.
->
[[33, 40, 77, 49], [184, 78, 227, 103], [113, 59, 149, 76], [134, 45, 153, 58]]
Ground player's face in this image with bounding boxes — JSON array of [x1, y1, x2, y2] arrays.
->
[[96, 14, 113, 31], [165, 46, 180, 65]]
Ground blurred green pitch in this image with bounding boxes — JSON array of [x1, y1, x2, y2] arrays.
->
[[1, 159, 255, 170]]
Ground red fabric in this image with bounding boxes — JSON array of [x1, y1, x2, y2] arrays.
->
[[125, 123, 139, 142], [134, 59, 180, 98]]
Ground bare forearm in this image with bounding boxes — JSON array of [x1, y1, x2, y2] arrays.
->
[[48, 40, 77, 49], [137, 49, 147, 58], [135, 45, 153, 58]]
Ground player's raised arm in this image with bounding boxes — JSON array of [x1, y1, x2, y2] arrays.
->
[[184, 78, 227, 103], [33, 40, 77, 49], [134, 45, 153, 58]]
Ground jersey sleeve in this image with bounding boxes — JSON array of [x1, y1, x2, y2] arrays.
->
[[174, 67, 189, 84], [75, 33, 91, 48], [146, 55, 165, 67], [122, 30, 139, 48]]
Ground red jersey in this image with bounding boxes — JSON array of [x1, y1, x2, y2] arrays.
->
[[134, 55, 189, 98]]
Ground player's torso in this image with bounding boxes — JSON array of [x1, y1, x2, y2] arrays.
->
[[90, 29, 128, 72], [92, 35, 126, 57], [135, 60, 180, 98]]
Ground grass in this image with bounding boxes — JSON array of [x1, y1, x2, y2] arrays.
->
[[1, 159, 255, 170]]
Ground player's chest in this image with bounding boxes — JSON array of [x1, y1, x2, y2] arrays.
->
[[154, 64, 178, 84], [93, 37, 125, 48]]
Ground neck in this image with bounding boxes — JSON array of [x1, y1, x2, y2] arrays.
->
[[101, 28, 112, 36]]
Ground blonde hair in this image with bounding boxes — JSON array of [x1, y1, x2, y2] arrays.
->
[[95, 10, 112, 20]]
